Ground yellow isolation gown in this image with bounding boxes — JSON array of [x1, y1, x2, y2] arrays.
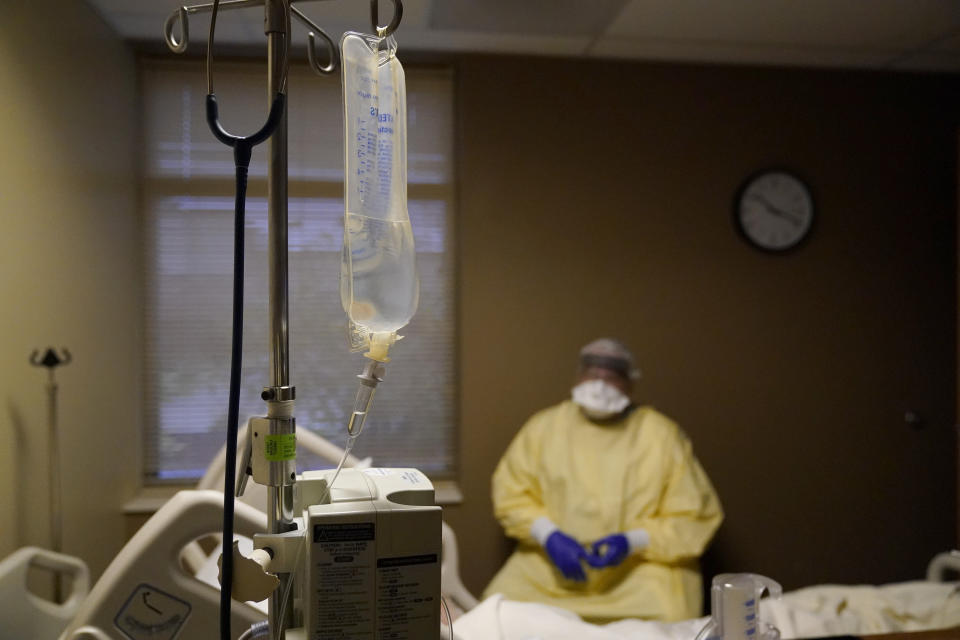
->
[[483, 400, 723, 623]]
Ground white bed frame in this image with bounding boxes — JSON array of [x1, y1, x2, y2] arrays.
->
[[442, 521, 480, 612], [926, 550, 960, 582]]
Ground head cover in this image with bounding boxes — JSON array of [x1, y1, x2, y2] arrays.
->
[[578, 338, 641, 381], [572, 379, 631, 420]]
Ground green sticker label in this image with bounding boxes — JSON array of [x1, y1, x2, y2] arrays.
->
[[264, 434, 296, 461]]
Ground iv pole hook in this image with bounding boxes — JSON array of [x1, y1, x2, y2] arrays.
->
[[162, 0, 341, 76], [370, 0, 403, 38], [163, 7, 190, 53], [291, 6, 338, 75]]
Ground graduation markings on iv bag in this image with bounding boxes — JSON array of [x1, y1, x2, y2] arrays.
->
[[354, 102, 398, 201]]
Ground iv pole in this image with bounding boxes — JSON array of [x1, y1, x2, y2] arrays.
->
[[162, 2, 402, 637], [264, 2, 297, 634], [29, 346, 72, 602]]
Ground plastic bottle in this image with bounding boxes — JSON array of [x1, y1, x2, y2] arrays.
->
[[695, 573, 782, 640]]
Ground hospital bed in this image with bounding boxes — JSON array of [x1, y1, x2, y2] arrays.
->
[[4, 429, 956, 640], [0, 546, 90, 640], [450, 550, 960, 640], [0, 425, 361, 639], [10, 423, 466, 639]]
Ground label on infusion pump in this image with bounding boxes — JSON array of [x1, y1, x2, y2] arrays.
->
[[313, 523, 377, 638], [312, 522, 439, 639], [376, 554, 439, 636], [362, 468, 424, 486], [363, 468, 391, 477]]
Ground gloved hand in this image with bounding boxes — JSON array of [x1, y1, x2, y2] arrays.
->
[[586, 533, 630, 569], [544, 530, 589, 581]]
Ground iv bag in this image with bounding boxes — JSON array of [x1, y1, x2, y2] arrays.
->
[[340, 32, 419, 356]]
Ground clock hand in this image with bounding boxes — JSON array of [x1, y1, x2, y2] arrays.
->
[[748, 194, 802, 227]]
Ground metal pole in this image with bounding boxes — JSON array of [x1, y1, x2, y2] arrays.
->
[[47, 372, 62, 602], [268, 24, 290, 392], [30, 348, 70, 602], [265, 1, 296, 636], [47, 374, 61, 554]]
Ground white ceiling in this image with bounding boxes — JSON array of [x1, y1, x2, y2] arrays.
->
[[86, 0, 960, 72]]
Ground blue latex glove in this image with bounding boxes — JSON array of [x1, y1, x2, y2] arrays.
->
[[544, 530, 588, 581], [586, 533, 630, 569]]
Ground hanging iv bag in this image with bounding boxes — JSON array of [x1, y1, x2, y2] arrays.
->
[[340, 32, 418, 360]]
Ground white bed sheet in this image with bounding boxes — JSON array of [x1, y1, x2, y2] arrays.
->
[[763, 581, 960, 638], [454, 582, 960, 640]]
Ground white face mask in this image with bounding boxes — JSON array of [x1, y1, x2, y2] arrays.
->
[[571, 379, 631, 420]]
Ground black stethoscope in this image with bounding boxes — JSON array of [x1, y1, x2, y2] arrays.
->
[[203, 2, 284, 639], [205, 0, 286, 167]]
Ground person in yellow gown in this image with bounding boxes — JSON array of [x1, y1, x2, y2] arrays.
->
[[483, 338, 723, 623]]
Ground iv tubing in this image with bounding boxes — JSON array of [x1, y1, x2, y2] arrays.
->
[[273, 535, 305, 640], [441, 595, 454, 640], [318, 435, 358, 504], [319, 358, 384, 502]]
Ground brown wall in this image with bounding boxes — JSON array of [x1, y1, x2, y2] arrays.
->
[[442, 56, 959, 600]]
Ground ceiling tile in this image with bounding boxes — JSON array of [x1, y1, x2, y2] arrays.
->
[[87, 0, 142, 13], [430, 0, 629, 36], [101, 0, 433, 46], [83, 0, 960, 72], [131, 6, 274, 47], [608, 0, 960, 50], [400, 29, 590, 55], [293, 0, 432, 33]]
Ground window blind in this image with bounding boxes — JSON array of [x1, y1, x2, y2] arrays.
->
[[140, 59, 456, 481]]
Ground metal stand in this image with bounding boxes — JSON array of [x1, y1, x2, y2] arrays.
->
[[29, 347, 72, 602], [162, 1, 403, 636]]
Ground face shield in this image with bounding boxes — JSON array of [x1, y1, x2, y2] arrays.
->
[[572, 339, 639, 420]]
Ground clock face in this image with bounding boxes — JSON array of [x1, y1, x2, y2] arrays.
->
[[735, 171, 815, 252]]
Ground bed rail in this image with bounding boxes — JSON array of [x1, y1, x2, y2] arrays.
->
[[926, 550, 960, 581]]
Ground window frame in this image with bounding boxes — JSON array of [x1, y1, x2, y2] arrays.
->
[[137, 56, 460, 488]]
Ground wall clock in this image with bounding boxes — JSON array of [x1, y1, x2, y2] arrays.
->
[[734, 169, 815, 252]]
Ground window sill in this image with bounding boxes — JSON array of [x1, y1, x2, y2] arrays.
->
[[124, 479, 463, 515]]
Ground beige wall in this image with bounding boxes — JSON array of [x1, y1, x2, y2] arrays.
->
[[0, 1, 140, 579], [444, 57, 959, 598]]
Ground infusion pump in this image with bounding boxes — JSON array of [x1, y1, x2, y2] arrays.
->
[[260, 468, 442, 640], [59, 468, 442, 640]]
